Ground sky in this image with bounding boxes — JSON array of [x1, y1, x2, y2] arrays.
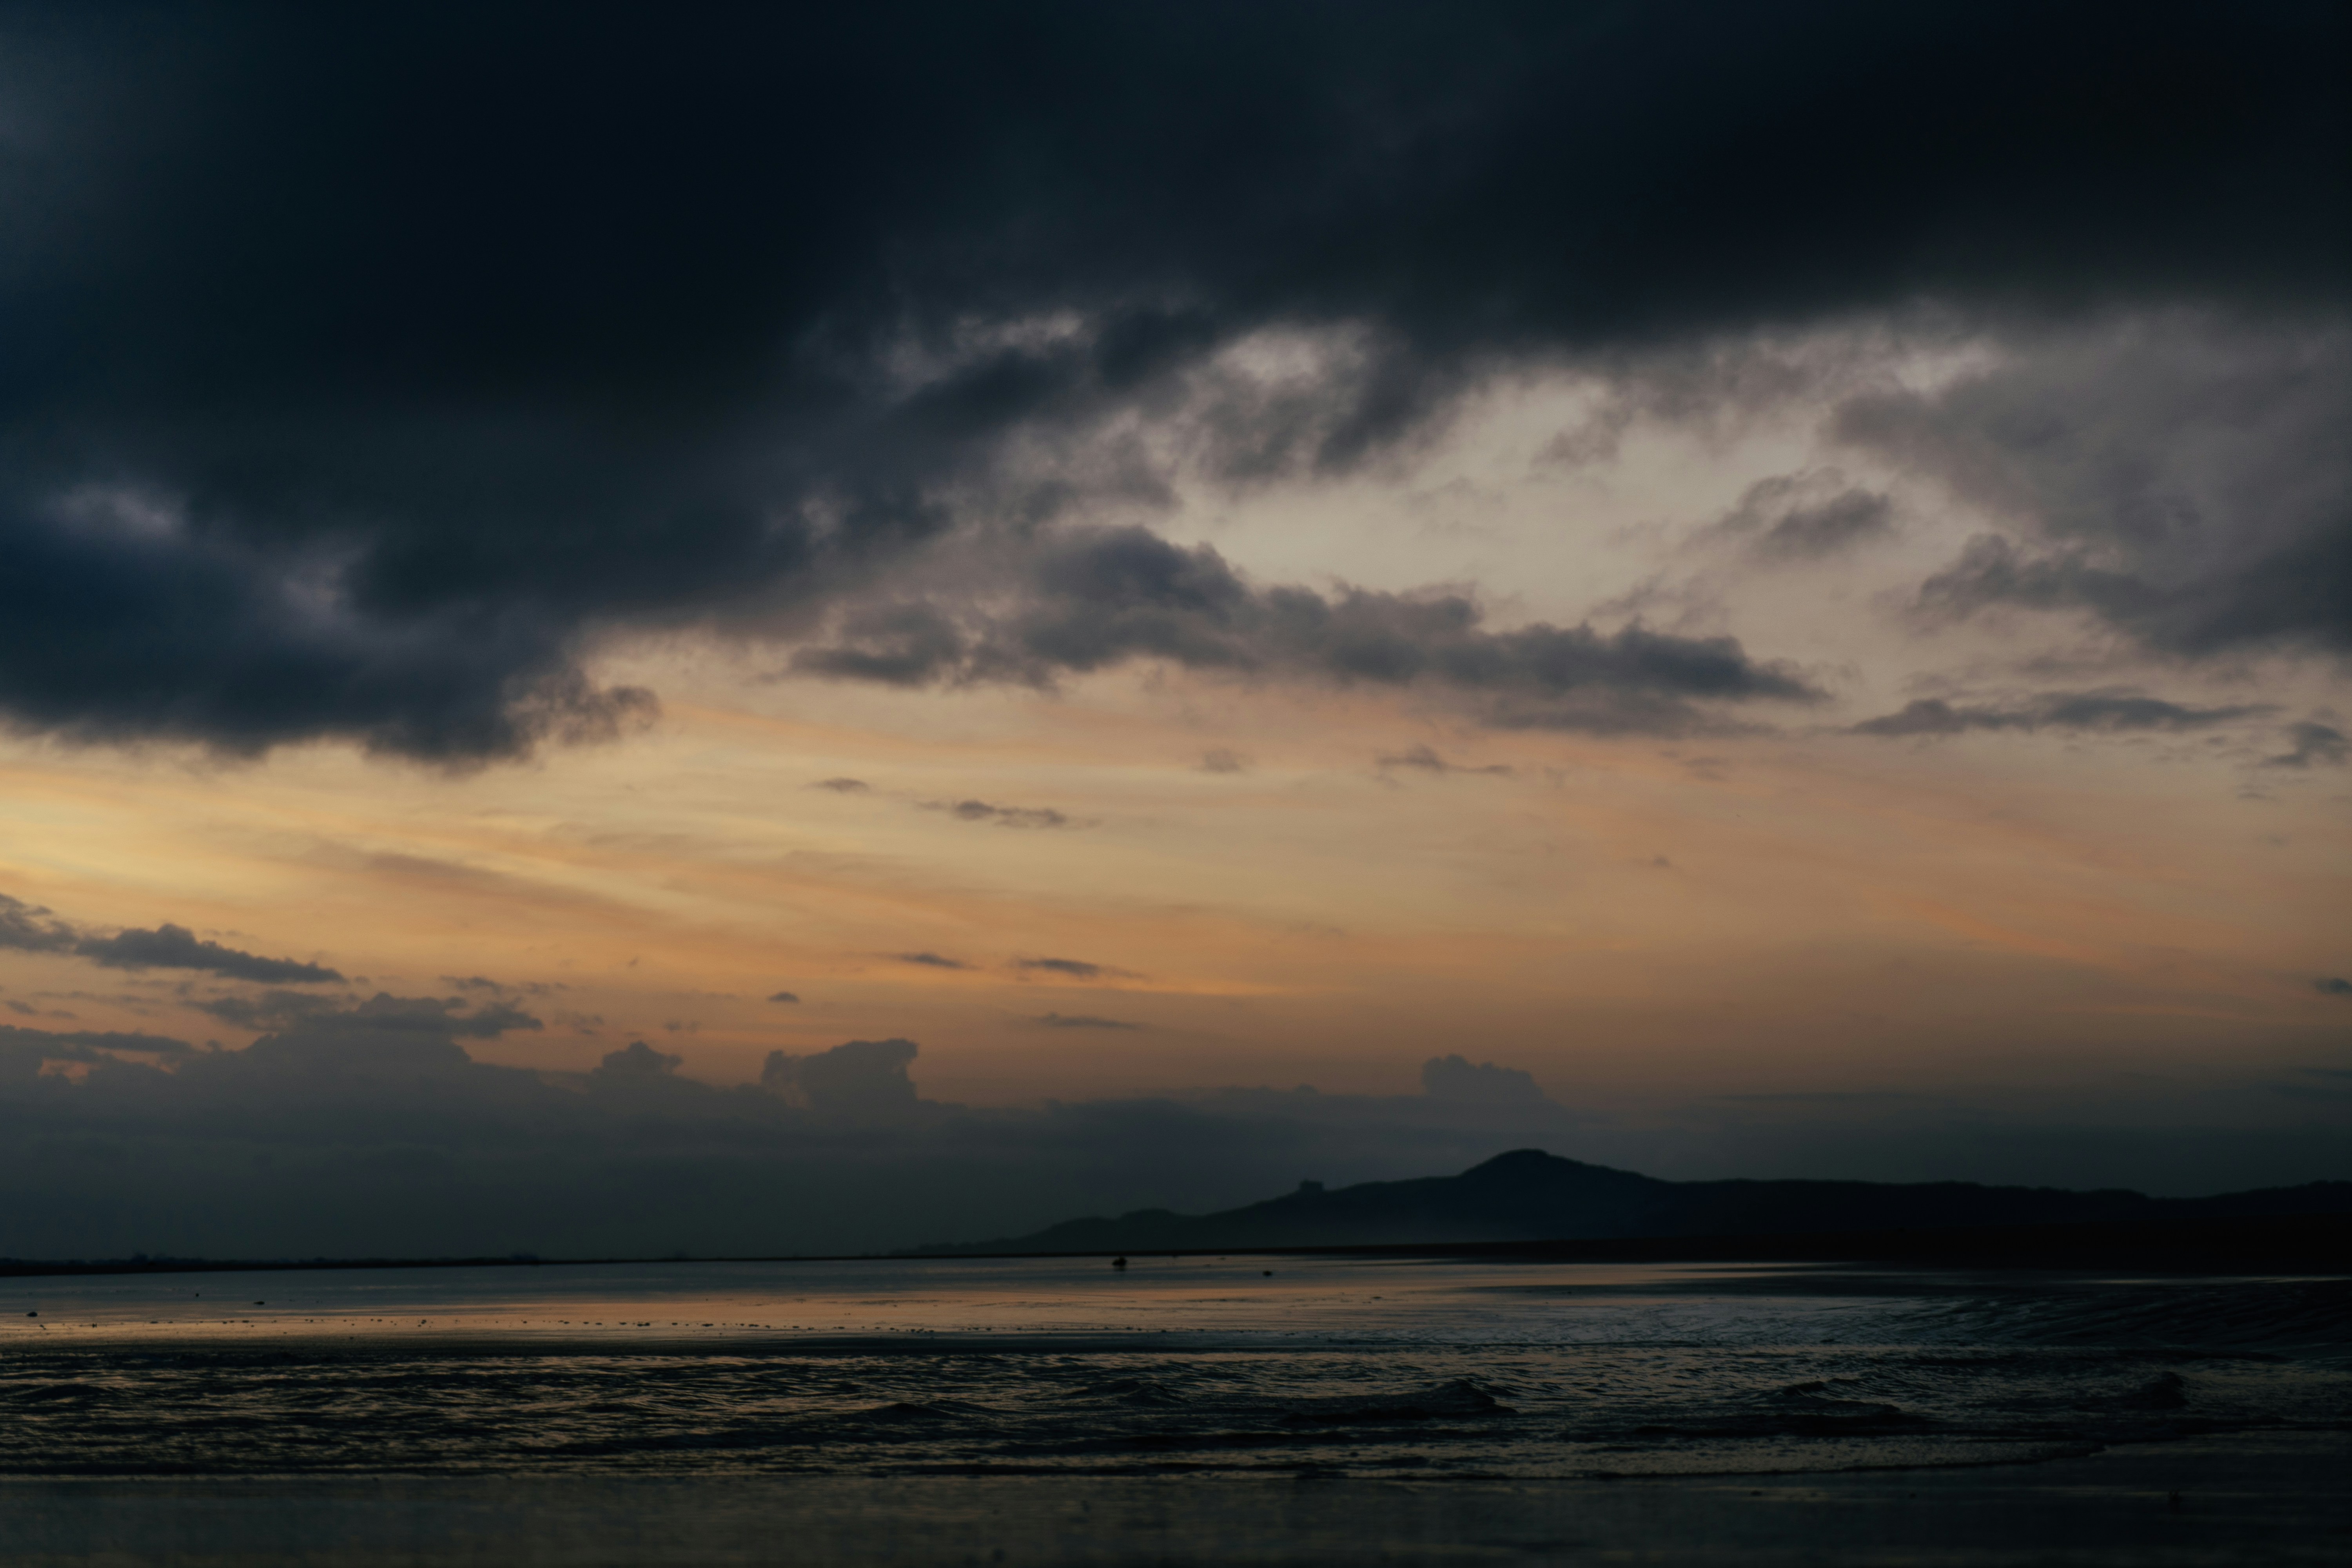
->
[[0, 2, 2346, 1258]]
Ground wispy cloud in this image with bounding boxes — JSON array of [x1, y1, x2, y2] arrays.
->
[[1853, 692, 2271, 739]]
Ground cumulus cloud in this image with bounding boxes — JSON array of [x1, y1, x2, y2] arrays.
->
[[760, 1037, 922, 1119], [593, 1040, 682, 1079], [1853, 691, 2273, 739], [1421, 1053, 1549, 1104], [0, 6, 2332, 758]]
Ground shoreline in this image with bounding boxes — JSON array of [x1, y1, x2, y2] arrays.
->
[[6, 1210, 2349, 1282]]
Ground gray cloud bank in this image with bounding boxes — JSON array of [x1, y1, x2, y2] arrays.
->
[[796, 528, 1820, 736], [1850, 319, 2349, 664], [0, 1005, 1584, 1258], [0, 4, 2337, 758], [0, 1008, 2341, 1261]]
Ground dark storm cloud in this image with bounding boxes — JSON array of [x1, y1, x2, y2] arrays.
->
[[766, 991, 801, 1004], [0, 488, 662, 761], [1853, 691, 2273, 739], [921, 800, 1073, 829], [2265, 722, 2349, 769], [0, 3, 2337, 758], [2317, 978, 2352, 998], [797, 528, 1822, 736]]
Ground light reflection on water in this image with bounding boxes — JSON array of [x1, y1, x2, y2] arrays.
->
[[9, 1256, 1909, 1343]]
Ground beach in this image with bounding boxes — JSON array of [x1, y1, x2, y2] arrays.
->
[[3, 1254, 2343, 1563]]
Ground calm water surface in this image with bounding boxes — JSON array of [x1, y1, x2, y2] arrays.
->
[[4, 1256, 2345, 1481]]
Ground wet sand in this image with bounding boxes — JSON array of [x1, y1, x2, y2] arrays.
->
[[3, 1430, 2345, 1566]]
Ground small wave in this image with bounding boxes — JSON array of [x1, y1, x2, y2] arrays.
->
[[6, 1382, 102, 1405]]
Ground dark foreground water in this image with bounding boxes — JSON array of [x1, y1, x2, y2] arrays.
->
[[3, 1255, 2347, 1563]]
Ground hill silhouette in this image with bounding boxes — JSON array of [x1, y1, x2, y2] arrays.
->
[[913, 1149, 2352, 1255]]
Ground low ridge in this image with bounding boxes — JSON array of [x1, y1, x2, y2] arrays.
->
[[911, 1149, 2352, 1255]]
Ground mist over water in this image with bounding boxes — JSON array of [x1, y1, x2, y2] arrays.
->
[[7, 1256, 2345, 1483]]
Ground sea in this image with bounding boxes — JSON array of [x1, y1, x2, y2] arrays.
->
[[3, 1253, 2347, 1564]]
